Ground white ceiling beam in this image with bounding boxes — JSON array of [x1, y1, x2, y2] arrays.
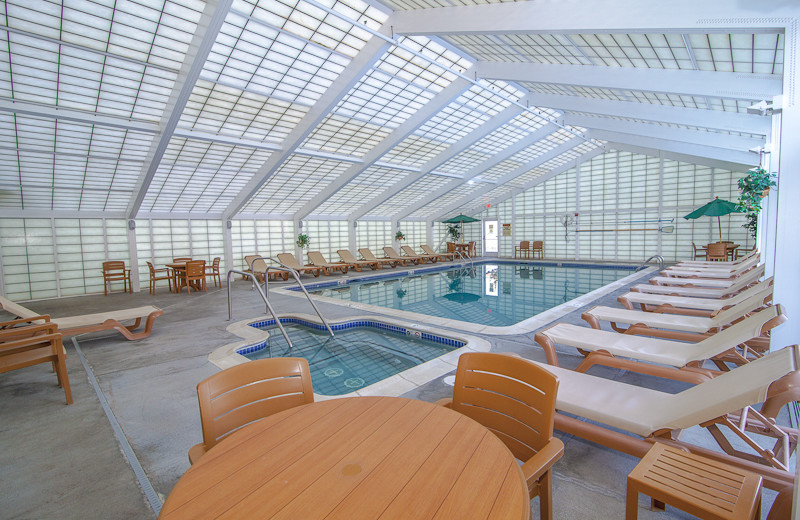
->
[[171, 129, 282, 152], [476, 62, 782, 101], [393, 122, 558, 219], [221, 36, 392, 221], [522, 92, 771, 135], [603, 141, 754, 172], [563, 114, 764, 152], [292, 70, 476, 221], [347, 101, 530, 221], [427, 135, 591, 220], [389, 1, 796, 35], [0, 99, 160, 134], [126, 0, 234, 219], [0, 209, 128, 219], [587, 129, 758, 166], [457, 147, 606, 217]]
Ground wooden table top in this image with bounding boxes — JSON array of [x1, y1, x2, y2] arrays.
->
[[159, 396, 530, 520]]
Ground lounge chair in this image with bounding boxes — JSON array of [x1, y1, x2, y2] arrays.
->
[[581, 287, 774, 341], [358, 248, 402, 268], [421, 244, 454, 261], [307, 251, 350, 275], [251, 258, 289, 282], [534, 304, 786, 381], [671, 253, 760, 272], [0, 294, 163, 341], [619, 277, 773, 316], [528, 345, 800, 491], [401, 245, 438, 263], [337, 249, 380, 271], [661, 255, 760, 278], [634, 264, 765, 299], [384, 246, 419, 265], [649, 263, 764, 288], [243, 255, 259, 279], [676, 250, 759, 267], [275, 253, 321, 277]]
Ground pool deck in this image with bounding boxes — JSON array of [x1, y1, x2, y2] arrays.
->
[[0, 257, 789, 519]]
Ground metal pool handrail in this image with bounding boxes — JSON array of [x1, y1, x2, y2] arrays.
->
[[261, 257, 335, 338], [226, 269, 293, 348], [636, 254, 665, 271]]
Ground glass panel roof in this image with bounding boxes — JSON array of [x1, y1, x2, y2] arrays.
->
[[0, 0, 781, 220]]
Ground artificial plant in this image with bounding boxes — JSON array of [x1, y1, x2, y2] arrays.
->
[[296, 233, 310, 248], [737, 167, 777, 238], [395, 230, 406, 241]]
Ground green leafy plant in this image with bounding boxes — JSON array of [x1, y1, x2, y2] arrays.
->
[[395, 230, 405, 241], [296, 233, 309, 248], [446, 224, 461, 242], [737, 167, 776, 238]]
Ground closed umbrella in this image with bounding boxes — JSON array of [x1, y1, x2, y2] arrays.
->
[[683, 197, 743, 242]]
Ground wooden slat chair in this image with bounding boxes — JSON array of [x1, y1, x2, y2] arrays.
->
[[188, 357, 314, 464], [706, 242, 728, 261], [515, 241, 531, 259], [437, 352, 563, 520], [206, 257, 222, 287], [146, 261, 172, 294], [1, 319, 73, 405], [692, 242, 707, 259], [102, 260, 131, 295], [177, 260, 207, 294], [532, 240, 544, 259]]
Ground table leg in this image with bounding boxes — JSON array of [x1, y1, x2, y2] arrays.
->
[[625, 483, 639, 520]]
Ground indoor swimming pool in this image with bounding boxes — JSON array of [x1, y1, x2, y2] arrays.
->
[[237, 317, 467, 396], [303, 262, 637, 328]]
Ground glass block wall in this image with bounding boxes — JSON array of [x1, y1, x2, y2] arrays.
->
[[400, 221, 427, 250], [134, 219, 225, 281], [480, 150, 749, 262], [230, 219, 294, 271], [306, 220, 350, 261], [355, 221, 391, 258]]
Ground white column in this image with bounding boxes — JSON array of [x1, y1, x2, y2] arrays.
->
[[223, 220, 234, 281], [127, 220, 140, 293], [349, 220, 357, 253]]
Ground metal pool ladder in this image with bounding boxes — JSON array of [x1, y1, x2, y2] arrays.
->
[[636, 254, 665, 271]]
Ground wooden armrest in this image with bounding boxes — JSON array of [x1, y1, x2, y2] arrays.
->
[[521, 438, 565, 482], [0, 332, 62, 356], [0, 322, 59, 341], [0, 315, 51, 329]]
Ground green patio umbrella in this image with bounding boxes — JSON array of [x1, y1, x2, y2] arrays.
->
[[442, 214, 480, 241], [683, 197, 743, 242]]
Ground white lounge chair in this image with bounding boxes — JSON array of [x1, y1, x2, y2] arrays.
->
[[675, 250, 759, 268], [648, 264, 764, 288], [619, 277, 773, 315], [633, 265, 766, 299], [531, 345, 799, 490], [534, 304, 786, 381], [661, 255, 760, 278], [0, 294, 163, 341], [581, 287, 774, 340]]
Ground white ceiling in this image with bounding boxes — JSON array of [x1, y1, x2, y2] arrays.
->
[[0, 0, 788, 221]]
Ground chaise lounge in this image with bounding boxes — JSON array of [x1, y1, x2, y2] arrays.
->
[[401, 245, 438, 263], [275, 253, 322, 277], [358, 248, 403, 268], [384, 246, 420, 265], [337, 249, 381, 271], [307, 251, 350, 275], [0, 295, 163, 341], [648, 263, 765, 289], [618, 277, 773, 315]]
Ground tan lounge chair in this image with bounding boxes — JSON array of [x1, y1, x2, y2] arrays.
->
[[634, 265, 765, 299], [421, 244, 454, 261], [0, 294, 162, 341], [534, 305, 786, 382], [401, 245, 438, 263], [276, 253, 321, 277], [251, 258, 289, 282], [358, 248, 402, 268], [307, 251, 350, 275], [649, 263, 764, 288], [529, 345, 800, 491], [619, 278, 773, 316], [337, 250, 380, 271], [581, 287, 774, 341], [384, 246, 419, 265], [662, 255, 760, 278]]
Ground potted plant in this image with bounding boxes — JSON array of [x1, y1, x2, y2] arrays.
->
[[395, 230, 405, 241], [296, 233, 309, 249], [737, 167, 777, 238], [446, 224, 461, 242]]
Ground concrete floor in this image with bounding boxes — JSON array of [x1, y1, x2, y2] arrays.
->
[[0, 261, 790, 519]]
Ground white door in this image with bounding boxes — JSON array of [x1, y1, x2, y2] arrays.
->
[[484, 220, 498, 254]]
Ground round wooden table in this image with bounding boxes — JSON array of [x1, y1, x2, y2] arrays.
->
[[159, 396, 530, 520]]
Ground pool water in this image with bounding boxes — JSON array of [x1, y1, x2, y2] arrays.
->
[[242, 321, 461, 395], [312, 263, 634, 327]]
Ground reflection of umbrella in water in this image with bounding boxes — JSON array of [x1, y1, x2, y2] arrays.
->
[[684, 197, 743, 242], [442, 213, 480, 241], [443, 292, 481, 303]]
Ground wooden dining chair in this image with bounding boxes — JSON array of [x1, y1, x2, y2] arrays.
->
[[516, 241, 531, 259], [146, 261, 172, 295], [706, 242, 728, 261], [205, 257, 221, 287], [101, 261, 131, 295], [188, 357, 314, 464], [178, 260, 206, 294], [532, 240, 544, 259], [438, 352, 564, 520]]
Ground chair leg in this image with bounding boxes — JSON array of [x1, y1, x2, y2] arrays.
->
[[538, 471, 554, 520]]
